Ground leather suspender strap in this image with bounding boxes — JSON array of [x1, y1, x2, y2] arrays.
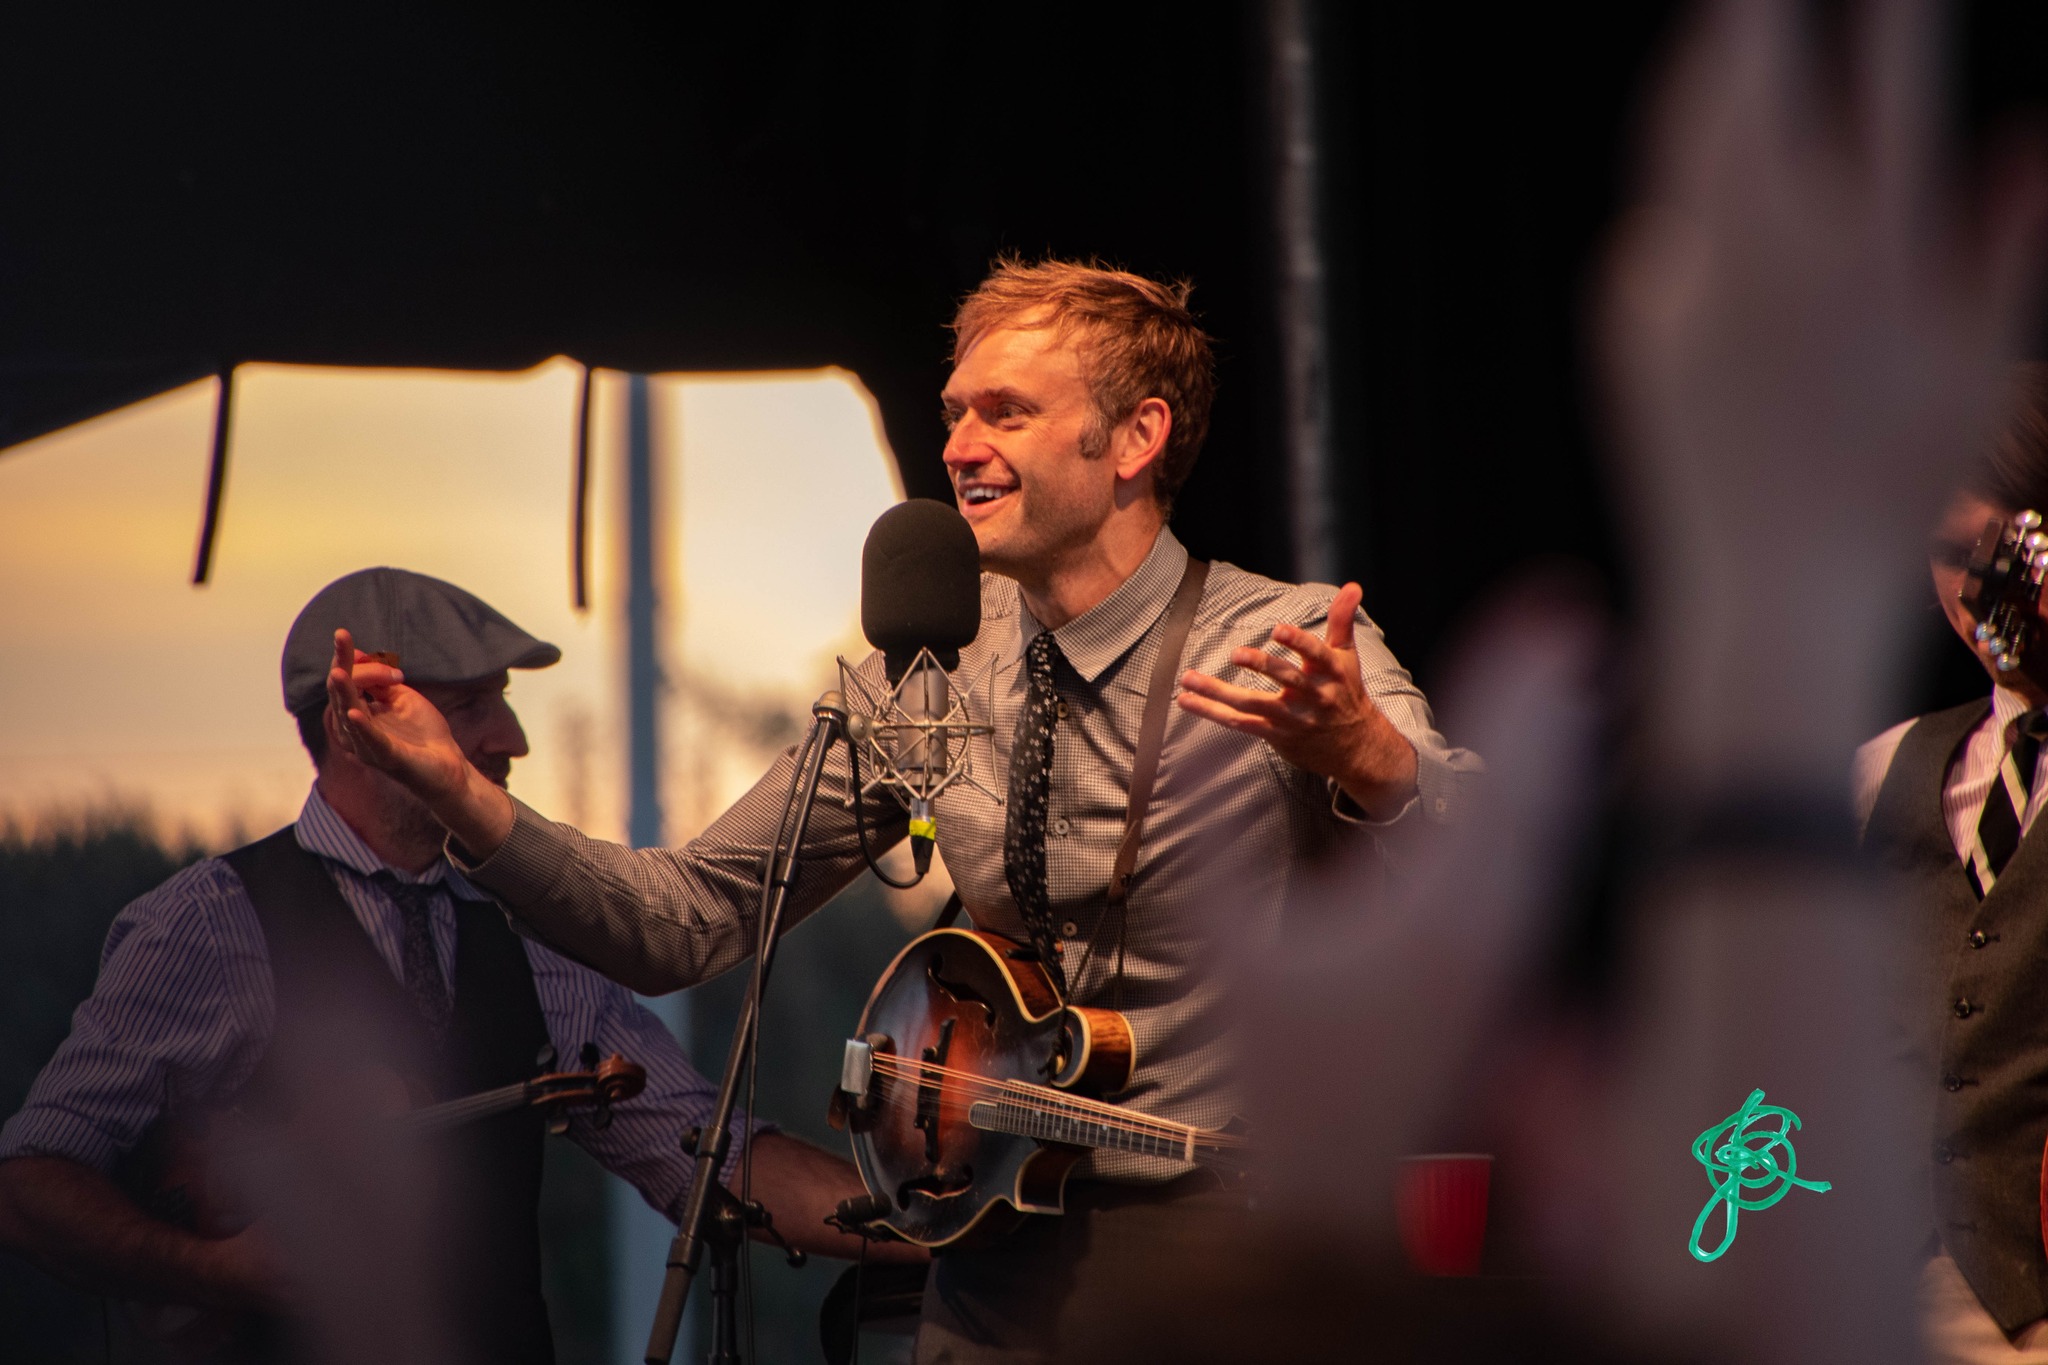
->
[[1108, 556, 1210, 911]]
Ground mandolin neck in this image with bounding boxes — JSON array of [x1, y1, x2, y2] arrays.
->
[[966, 1094, 1237, 1168]]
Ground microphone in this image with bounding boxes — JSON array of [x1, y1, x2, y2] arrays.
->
[[861, 499, 981, 681], [843, 501, 992, 877]]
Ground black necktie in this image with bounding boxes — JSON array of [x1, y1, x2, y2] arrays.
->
[[374, 873, 454, 1038], [1004, 631, 1069, 996], [1969, 711, 2046, 898]]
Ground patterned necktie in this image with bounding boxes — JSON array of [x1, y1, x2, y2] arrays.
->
[[1004, 630, 1069, 996], [1968, 711, 2046, 898], [375, 873, 454, 1038]]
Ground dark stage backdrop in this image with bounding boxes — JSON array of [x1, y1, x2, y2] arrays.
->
[[9, 3, 2044, 702]]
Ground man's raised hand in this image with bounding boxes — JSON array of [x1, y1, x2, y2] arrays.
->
[[325, 629, 468, 804], [1176, 582, 1419, 819]]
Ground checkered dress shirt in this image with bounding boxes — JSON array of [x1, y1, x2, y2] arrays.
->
[[463, 527, 1478, 1181]]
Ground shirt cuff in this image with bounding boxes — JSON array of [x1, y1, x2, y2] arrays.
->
[[1327, 734, 1460, 828], [1412, 744, 1461, 823], [446, 796, 578, 910], [0, 1109, 121, 1176]]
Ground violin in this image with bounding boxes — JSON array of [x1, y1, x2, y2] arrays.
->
[[121, 1045, 644, 1356]]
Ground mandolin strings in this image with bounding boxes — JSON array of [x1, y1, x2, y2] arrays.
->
[[862, 1054, 1246, 1149]]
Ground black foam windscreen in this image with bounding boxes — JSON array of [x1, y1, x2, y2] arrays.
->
[[861, 499, 982, 681]]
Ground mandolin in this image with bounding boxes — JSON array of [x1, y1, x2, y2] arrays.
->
[[830, 928, 1249, 1249]]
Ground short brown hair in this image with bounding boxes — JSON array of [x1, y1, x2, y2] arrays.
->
[[1972, 363, 2048, 514], [950, 257, 1215, 510]]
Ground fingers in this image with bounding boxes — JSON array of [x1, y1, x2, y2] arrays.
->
[[1859, 0, 1936, 251], [1230, 646, 1310, 691], [1175, 686, 1278, 739], [1271, 623, 1346, 679], [1180, 669, 1299, 724], [1976, 131, 2048, 344], [1322, 583, 1362, 653], [327, 631, 362, 745]]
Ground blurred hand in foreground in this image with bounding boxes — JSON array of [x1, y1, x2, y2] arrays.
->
[[1602, 0, 2048, 788]]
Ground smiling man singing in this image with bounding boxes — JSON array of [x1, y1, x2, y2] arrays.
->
[[328, 258, 1479, 1363]]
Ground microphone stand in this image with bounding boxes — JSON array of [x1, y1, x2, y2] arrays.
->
[[644, 690, 848, 1364]]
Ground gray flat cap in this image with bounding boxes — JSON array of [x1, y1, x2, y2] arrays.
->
[[282, 567, 561, 714]]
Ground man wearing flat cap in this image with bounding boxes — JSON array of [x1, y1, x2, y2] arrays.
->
[[0, 568, 890, 1364]]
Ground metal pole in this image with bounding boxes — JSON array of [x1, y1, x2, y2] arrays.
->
[[613, 372, 695, 1363], [627, 373, 665, 851], [1270, 0, 1337, 586]]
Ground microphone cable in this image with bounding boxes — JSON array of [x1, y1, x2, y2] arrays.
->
[[845, 735, 926, 890]]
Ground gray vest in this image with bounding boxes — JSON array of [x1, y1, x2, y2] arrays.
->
[[1868, 698, 2048, 1331]]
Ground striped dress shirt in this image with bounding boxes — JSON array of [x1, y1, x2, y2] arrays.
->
[[460, 527, 1480, 1182], [1853, 686, 2048, 851], [0, 786, 760, 1215]]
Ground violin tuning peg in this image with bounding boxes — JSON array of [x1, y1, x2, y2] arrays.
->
[[547, 1112, 570, 1136], [591, 1105, 613, 1133], [535, 1043, 557, 1070], [580, 1042, 600, 1069]]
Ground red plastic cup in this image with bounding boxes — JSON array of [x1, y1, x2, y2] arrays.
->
[[1397, 1153, 1493, 1276]]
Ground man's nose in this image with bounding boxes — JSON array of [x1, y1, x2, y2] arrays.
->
[[943, 416, 993, 470], [478, 698, 530, 758]]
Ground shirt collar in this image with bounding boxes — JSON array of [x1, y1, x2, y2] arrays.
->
[[1006, 527, 1190, 683], [294, 784, 488, 900]]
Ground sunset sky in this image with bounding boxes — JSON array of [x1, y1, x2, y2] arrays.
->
[[0, 361, 905, 849]]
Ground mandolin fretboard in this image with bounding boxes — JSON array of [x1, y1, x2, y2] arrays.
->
[[966, 1097, 1201, 1162]]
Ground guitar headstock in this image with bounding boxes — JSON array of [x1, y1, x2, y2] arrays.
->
[[1963, 509, 2048, 675]]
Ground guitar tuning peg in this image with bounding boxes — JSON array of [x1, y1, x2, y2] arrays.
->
[[1979, 623, 1996, 642], [2020, 510, 2043, 530]]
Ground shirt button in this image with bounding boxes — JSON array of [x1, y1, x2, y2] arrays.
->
[[1956, 998, 1976, 1019], [1056, 700, 1069, 720], [1060, 920, 1080, 938], [1969, 930, 1989, 948], [1944, 1074, 1965, 1092], [1936, 1144, 1955, 1164], [1433, 797, 1449, 815], [1051, 817, 1071, 837]]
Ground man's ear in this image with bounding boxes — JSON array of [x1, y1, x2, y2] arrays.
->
[[1112, 397, 1173, 485]]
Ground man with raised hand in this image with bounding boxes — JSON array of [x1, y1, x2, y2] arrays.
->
[[330, 261, 1477, 1362], [0, 568, 886, 1365]]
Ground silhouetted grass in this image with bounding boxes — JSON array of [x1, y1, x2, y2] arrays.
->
[[0, 806, 207, 1119]]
